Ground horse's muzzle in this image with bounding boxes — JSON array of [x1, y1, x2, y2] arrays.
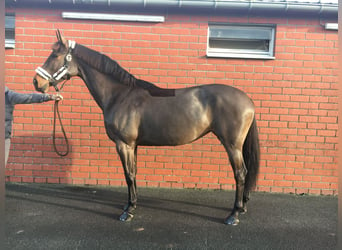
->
[[33, 77, 47, 93]]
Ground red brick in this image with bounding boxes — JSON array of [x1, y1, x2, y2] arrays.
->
[[274, 180, 293, 187], [72, 172, 89, 178], [294, 182, 311, 188]]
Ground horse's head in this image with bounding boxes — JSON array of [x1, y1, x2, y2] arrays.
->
[[33, 30, 78, 93]]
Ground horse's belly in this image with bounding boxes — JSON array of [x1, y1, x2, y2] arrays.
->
[[137, 114, 211, 146], [138, 132, 206, 146]]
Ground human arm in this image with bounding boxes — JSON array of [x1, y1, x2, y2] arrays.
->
[[7, 90, 61, 105]]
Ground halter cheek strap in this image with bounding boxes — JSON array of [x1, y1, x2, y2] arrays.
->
[[35, 40, 76, 90]]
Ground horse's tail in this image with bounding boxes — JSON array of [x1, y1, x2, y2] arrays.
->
[[243, 116, 260, 193]]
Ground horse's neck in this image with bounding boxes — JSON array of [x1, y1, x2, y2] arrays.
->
[[77, 61, 129, 111]]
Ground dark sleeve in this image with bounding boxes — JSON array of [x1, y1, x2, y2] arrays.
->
[[7, 90, 51, 105]]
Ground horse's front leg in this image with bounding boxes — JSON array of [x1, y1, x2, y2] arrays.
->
[[116, 141, 138, 222]]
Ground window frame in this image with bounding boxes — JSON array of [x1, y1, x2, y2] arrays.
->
[[206, 23, 276, 60]]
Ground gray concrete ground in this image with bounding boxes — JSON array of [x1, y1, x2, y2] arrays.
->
[[4, 183, 337, 250]]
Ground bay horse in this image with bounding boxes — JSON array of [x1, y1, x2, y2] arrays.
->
[[33, 31, 260, 226]]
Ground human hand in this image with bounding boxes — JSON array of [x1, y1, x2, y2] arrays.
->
[[50, 93, 63, 101]]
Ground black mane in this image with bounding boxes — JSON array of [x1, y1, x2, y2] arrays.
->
[[73, 43, 175, 97]]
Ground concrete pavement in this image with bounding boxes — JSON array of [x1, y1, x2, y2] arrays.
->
[[4, 183, 337, 250]]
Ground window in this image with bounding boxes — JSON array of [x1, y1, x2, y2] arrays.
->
[[207, 23, 276, 59], [5, 13, 15, 49]]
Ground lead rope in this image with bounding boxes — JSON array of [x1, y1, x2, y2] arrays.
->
[[52, 80, 69, 156]]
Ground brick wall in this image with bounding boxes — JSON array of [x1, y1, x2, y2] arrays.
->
[[5, 8, 338, 195]]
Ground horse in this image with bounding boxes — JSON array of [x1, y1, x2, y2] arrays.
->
[[33, 31, 260, 226]]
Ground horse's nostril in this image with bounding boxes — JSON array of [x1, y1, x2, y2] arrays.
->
[[33, 78, 38, 88]]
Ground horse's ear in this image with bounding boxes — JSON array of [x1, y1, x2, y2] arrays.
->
[[56, 29, 68, 47], [56, 29, 62, 42]]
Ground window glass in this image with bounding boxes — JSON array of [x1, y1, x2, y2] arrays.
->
[[5, 13, 15, 49], [207, 23, 276, 59]]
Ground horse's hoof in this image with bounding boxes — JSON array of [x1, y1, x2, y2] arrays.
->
[[119, 211, 134, 222], [224, 216, 239, 226]]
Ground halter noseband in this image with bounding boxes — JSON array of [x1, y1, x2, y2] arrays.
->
[[35, 40, 76, 91]]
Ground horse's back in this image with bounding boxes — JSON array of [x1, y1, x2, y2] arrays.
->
[[195, 84, 255, 114]]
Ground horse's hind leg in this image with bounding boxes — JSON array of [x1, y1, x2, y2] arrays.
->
[[115, 140, 138, 221], [223, 144, 247, 226]]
